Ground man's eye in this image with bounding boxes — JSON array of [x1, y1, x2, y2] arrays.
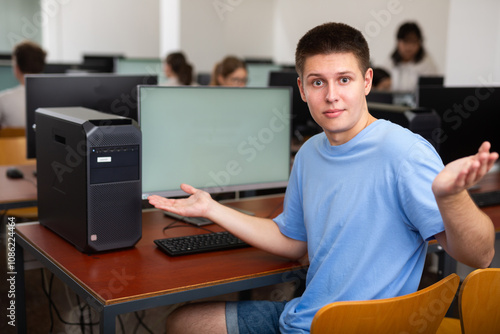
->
[[340, 77, 350, 84], [312, 79, 323, 86]]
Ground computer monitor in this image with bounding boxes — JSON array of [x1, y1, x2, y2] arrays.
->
[[366, 91, 394, 104], [115, 58, 167, 83], [83, 54, 123, 73], [0, 62, 19, 91], [139, 86, 292, 198], [418, 75, 444, 87], [417, 86, 500, 164], [25, 73, 158, 158], [268, 70, 322, 140], [246, 63, 283, 87]]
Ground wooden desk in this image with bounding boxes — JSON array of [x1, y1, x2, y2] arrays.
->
[[14, 195, 307, 334], [0, 165, 37, 211]]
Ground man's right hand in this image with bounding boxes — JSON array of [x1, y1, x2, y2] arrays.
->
[[148, 183, 213, 218]]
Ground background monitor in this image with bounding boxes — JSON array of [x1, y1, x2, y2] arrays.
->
[[83, 54, 123, 73], [25, 73, 157, 158], [417, 86, 500, 164], [0, 62, 19, 91], [139, 86, 292, 198], [246, 63, 283, 87], [366, 91, 394, 104], [115, 58, 166, 83], [418, 75, 444, 87], [268, 70, 322, 141]]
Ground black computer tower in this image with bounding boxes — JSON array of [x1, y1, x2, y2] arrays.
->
[[36, 107, 142, 253]]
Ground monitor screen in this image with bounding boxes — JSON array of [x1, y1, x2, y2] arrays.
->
[[0, 62, 19, 91], [115, 58, 166, 83], [246, 63, 283, 87], [139, 86, 292, 198], [417, 86, 500, 164], [25, 73, 158, 158]]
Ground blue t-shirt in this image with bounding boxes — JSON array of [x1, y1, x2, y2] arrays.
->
[[274, 119, 445, 333]]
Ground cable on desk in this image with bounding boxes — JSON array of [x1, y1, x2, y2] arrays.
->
[[21, 176, 37, 187]]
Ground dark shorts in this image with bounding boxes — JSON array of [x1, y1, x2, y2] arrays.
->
[[225, 300, 288, 334]]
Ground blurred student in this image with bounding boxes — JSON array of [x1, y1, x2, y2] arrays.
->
[[0, 40, 46, 129], [383, 22, 437, 92], [210, 56, 248, 87], [162, 52, 194, 86]]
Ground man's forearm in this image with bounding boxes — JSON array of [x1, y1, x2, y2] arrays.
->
[[435, 190, 495, 268], [207, 202, 308, 260]]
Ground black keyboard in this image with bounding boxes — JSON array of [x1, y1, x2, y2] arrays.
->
[[470, 190, 500, 207], [154, 231, 250, 256]]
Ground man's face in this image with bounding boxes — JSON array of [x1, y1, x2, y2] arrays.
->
[[297, 52, 373, 146]]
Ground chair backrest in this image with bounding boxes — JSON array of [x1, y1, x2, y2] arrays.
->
[[310, 273, 460, 334], [460, 268, 500, 334], [0, 127, 25, 137]]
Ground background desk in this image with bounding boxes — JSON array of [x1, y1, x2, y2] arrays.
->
[[14, 195, 307, 334], [0, 165, 37, 211]]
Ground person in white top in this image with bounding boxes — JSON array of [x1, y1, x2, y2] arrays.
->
[[383, 22, 437, 92], [0, 40, 46, 129], [161, 52, 194, 86]]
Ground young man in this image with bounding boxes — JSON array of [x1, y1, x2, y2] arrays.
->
[[0, 40, 46, 129], [149, 22, 498, 334]]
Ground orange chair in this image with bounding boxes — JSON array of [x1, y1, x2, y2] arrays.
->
[[0, 127, 25, 137], [311, 274, 460, 334], [437, 268, 500, 334]]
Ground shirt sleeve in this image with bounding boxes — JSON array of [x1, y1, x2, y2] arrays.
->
[[273, 153, 308, 242], [397, 139, 445, 241]]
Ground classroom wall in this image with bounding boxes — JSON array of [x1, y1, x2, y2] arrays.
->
[[179, 0, 275, 73], [444, 0, 500, 86], [41, 0, 160, 62], [272, 0, 450, 73], [3, 0, 499, 85], [178, 0, 450, 73]]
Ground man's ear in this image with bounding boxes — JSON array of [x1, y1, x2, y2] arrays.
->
[[297, 76, 307, 102], [364, 68, 373, 96]]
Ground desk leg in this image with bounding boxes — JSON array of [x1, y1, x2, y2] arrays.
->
[[100, 307, 116, 334], [14, 243, 26, 334]]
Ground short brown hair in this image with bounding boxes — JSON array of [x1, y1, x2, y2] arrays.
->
[[295, 22, 370, 77], [13, 41, 46, 74]]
